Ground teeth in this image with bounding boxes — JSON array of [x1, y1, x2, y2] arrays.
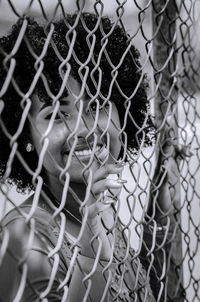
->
[[100, 145, 106, 152], [96, 145, 101, 152], [74, 145, 101, 156], [98, 145, 109, 160], [75, 149, 92, 156]]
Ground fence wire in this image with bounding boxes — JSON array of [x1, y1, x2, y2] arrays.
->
[[0, 0, 200, 301]]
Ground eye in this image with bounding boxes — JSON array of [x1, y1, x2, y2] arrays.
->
[[61, 112, 71, 119], [45, 111, 71, 120], [88, 101, 109, 112], [90, 102, 98, 111]]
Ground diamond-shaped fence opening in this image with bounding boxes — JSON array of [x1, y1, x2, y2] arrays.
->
[[0, 1, 199, 301]]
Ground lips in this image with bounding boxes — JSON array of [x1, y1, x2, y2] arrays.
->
[[74, 145, 109, 163], [62, 141, 109, 162], [73, 145, 102, 157], [62, 136, 105, 151]]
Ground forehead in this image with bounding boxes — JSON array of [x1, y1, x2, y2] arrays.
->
[[30, 76, 81, 114]]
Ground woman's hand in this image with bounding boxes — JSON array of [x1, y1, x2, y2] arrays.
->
[[150, 119, 193, 219], [79, 162, 125, 260]]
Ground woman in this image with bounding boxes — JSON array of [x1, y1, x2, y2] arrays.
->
[[0, 12, 158, 301]]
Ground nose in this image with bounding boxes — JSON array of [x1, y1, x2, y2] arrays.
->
[[76, 100, 96, 135], [61, 99, 95, 141], [77, 110, 95, 138]]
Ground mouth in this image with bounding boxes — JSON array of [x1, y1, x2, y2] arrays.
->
[[73, 145, 101, 157], [63, 144, 109, 161]]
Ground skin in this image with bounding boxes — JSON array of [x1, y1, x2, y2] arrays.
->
[[30, 77, 121, 179], [0, 75, 127, 301], [0, 77, 185, 301], [29, 75, 125, 257]]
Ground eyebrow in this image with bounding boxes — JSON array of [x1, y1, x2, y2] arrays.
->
[[39, 99, 70, 112]]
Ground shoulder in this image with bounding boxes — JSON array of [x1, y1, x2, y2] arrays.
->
[[0, 194, 57, 259], [0, 193, 73, 265], [0, 196, 57, 302], [1, 194, 53, 228]]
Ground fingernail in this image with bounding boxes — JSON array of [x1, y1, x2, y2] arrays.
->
[[102, 199, 116, 205], [115, 161, 126, 167], [116, 178, 127, 184], [166, 114, 172, 124], [108, 178, 127, 185]]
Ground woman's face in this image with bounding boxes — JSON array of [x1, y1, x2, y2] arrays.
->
[[29, 76, 121, 183]]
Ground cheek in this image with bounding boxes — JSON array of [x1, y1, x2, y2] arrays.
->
[[30, 129, 42, 156], [111, 128, 121, 158], [107, 112, 121, 158], [45, 129, 66, 158], [30, 124, 65, 161]]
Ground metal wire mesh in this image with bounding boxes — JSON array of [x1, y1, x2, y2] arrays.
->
[[0, 0, 199, 301]]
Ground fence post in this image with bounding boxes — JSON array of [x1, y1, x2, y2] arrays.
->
[[151, 0, 184, 301]]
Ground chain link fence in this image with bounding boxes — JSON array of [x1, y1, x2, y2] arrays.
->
[[0, 0, 200, 301]]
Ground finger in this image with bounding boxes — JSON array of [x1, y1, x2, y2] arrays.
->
[[92, 178, 126, 196], [165, 157, 179, 185], [175, 144, 193, 160], [87, 198, 116, 219], [92, 163, 125, 183]]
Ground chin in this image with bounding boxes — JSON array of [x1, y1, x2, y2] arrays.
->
[[71, 178, 85, 184]]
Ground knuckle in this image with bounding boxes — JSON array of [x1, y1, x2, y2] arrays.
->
[[102, 164, 110, 174], [103, 164, 115, 176]]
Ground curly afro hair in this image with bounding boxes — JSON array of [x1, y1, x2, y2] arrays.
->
[[0, 12, 152, 191]]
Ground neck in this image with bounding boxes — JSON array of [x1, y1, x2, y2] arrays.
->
[[44, 173, 87, 222]]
